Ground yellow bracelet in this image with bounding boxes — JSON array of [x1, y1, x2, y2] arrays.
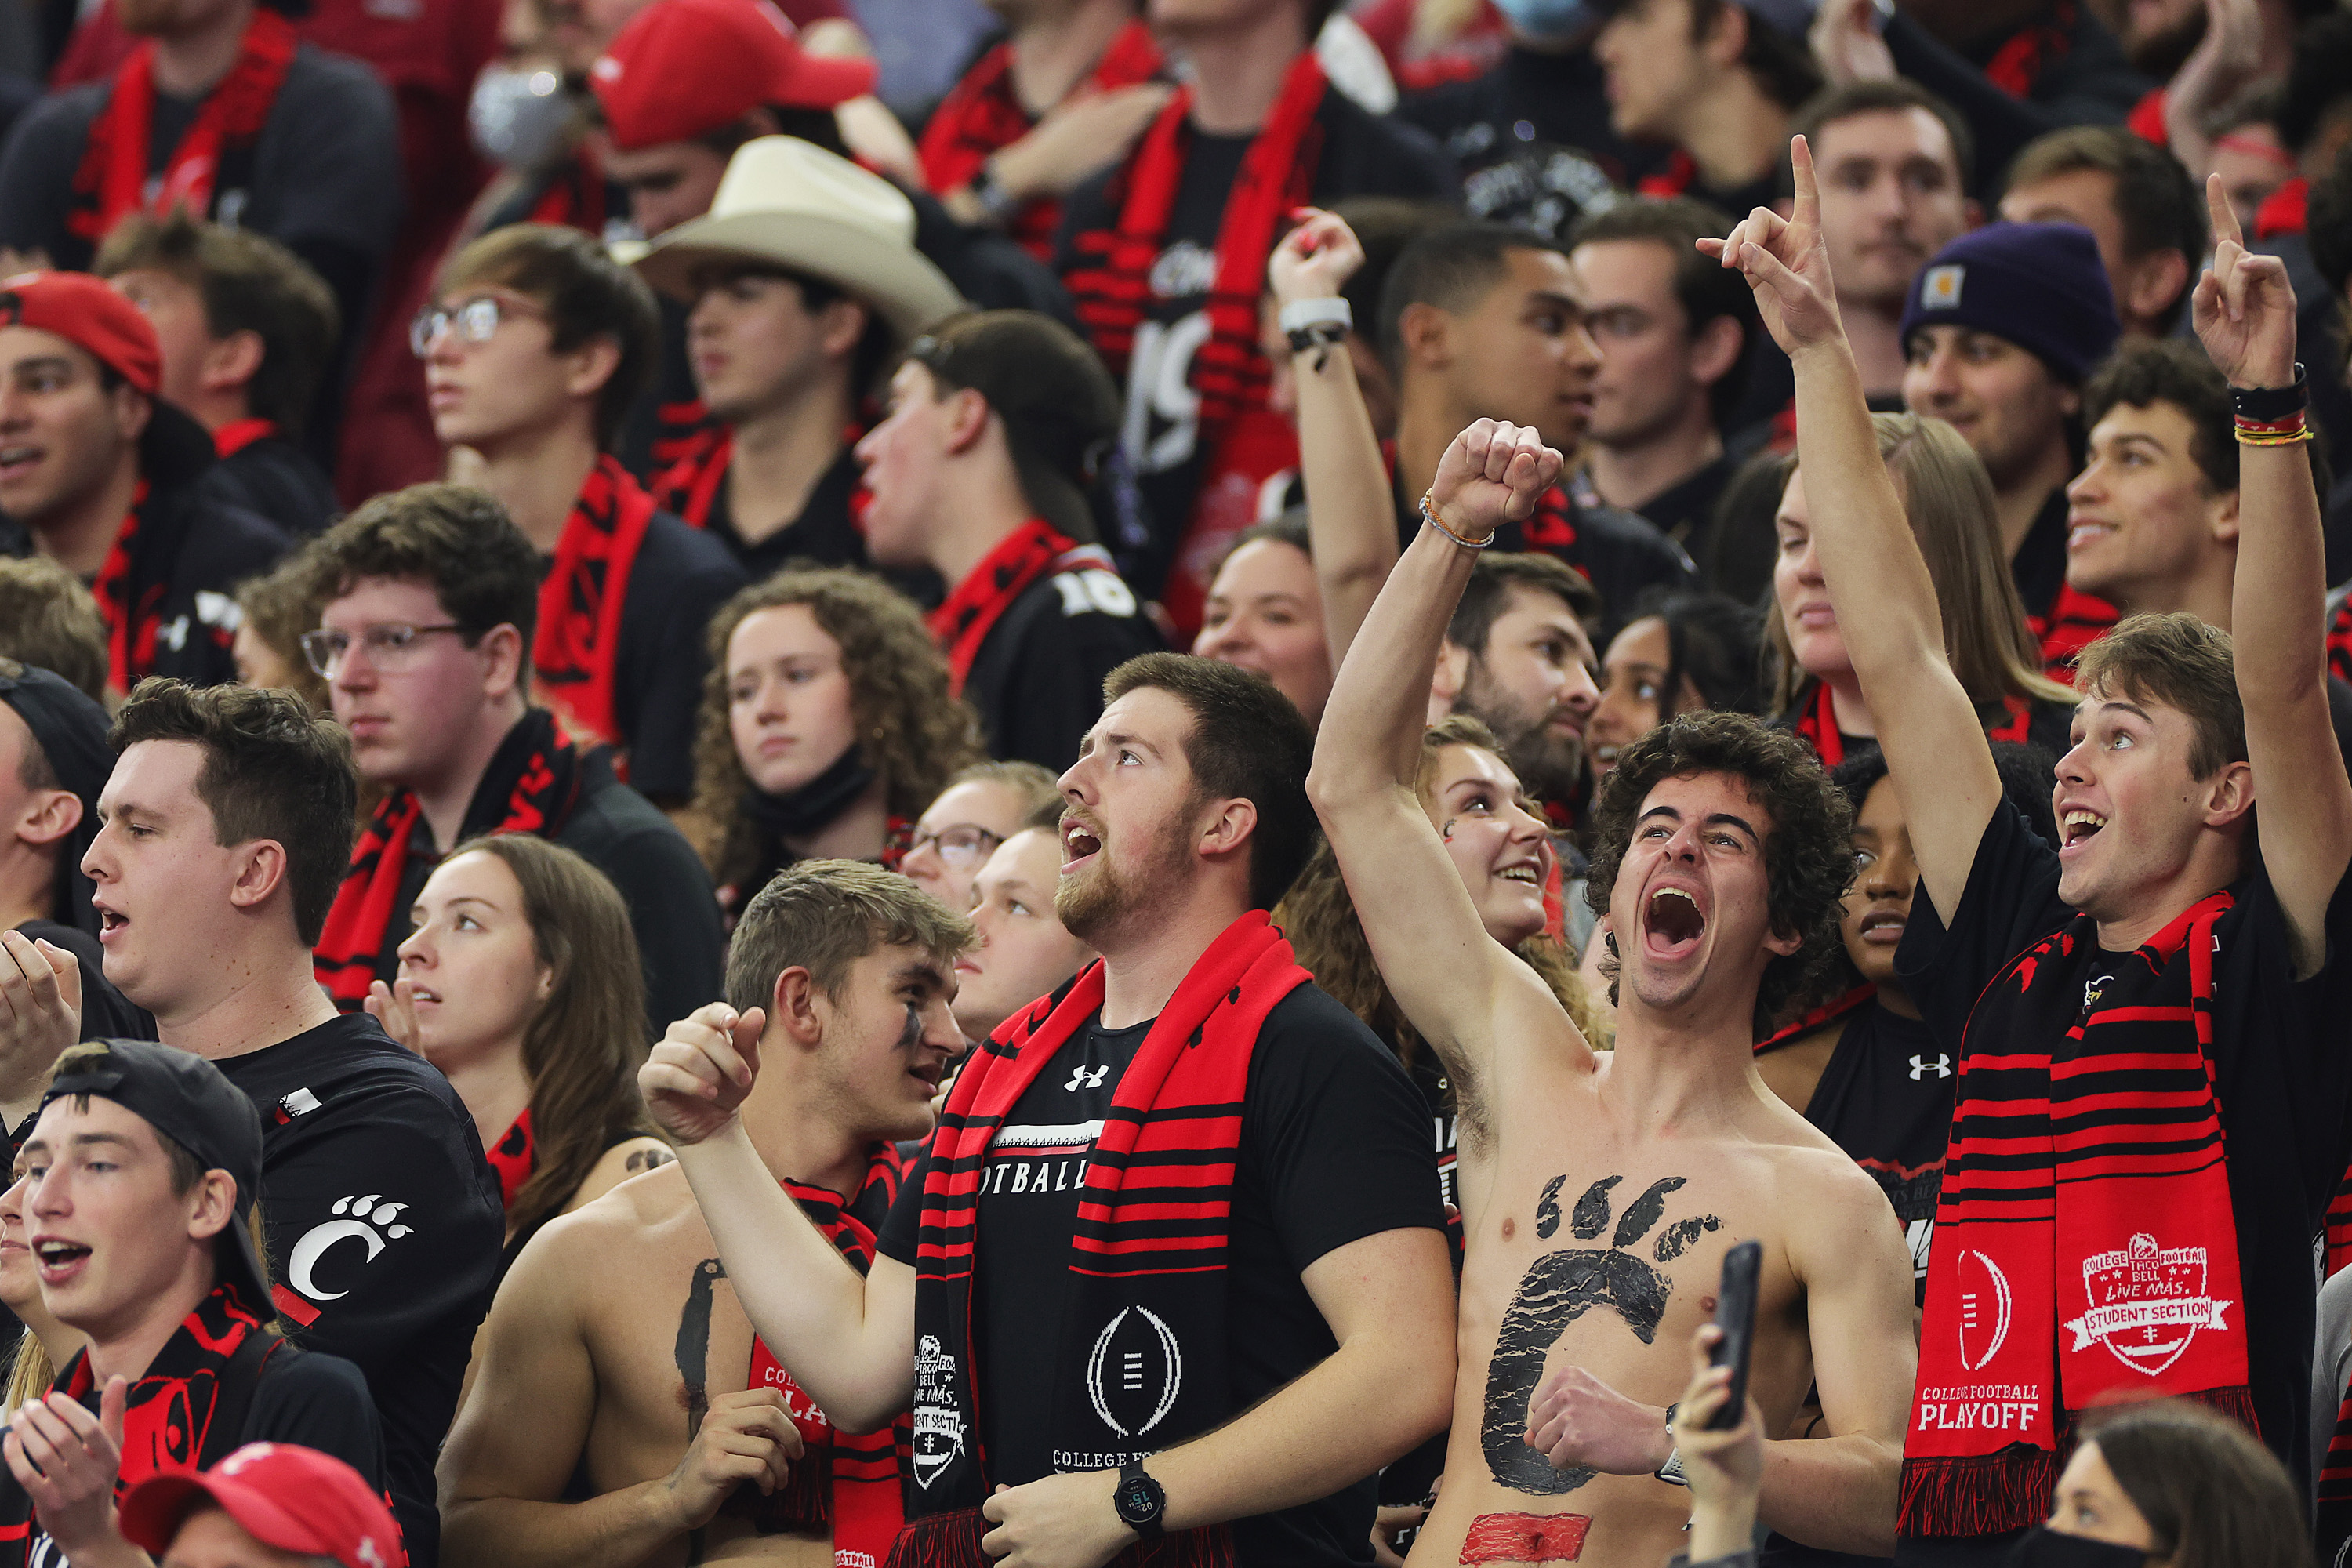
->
[[1421, 489, 1496, 550], [2235, 426, 2314, 446]]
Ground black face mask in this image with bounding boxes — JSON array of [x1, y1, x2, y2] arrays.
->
[[2003, 1526, 2151, 1568]]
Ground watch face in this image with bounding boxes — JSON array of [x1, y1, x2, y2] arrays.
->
[[1116, 1477, 1156, 1521]]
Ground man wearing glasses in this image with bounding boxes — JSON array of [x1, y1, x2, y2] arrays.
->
[[303, 482, 724, 1037], [417, 223, 746, 809]]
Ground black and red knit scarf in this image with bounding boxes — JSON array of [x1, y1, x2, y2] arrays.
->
[[1981, 0, 2074, 99], [528, 141, 608, 234], [64, 5, 297, 246], [90, 478, 164, 695], [535, 454, 659, 752], [1903, 891, 2251, 1540], [487, 1108, 534, 1211], [925, 517, 1098, 694], [917, 20, 1164, 263], [653, 426, 733, 530], [738, 1144, 909, 1565], [313, 708, 584, 1007], [212, 416, 274, 459], [890, 912, 1305, 1567], [2326, 597, 2351, 687], [1791, 684, 2034, 766], [2028, 583, 2118, 682], [0, 1283, 284, 1568]]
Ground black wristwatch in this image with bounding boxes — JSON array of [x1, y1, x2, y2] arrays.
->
[[1113, 1460, 1166, 1537]]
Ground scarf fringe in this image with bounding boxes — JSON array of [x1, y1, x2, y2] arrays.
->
[[881, 1509, 1235, 1568], [1900, 1385, 2258, 1538]]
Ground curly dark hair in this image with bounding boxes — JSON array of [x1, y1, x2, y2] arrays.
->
[[691, 568, 986, 890], [1584, 710, 1851, 1033]]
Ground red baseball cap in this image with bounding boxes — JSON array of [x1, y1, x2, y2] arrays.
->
[[118, 1443, 403, 1568], [590, 0, 877, 153], [0, 270, 162, 397]]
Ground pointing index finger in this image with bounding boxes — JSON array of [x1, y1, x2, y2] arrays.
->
[[2205, 172, 2242, 252], [1788, 134, 1819, 232]]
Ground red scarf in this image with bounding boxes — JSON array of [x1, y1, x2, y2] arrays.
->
[[652, 427, 733, 530], [65, 6, 298, 245], [1635, 149, 1697, 198], [1062, 50, 1324, 636], [91, 479, 158, 694], [917, 21, 1164, 263], [893, 913, 1299, 1561], [487, 1109, 534, 1211], [1903, 892, 2252, 1538], [535, 455, 659, 752], [738, 1145, 908, 1565], [1982, 1, 2074, 99], [212, 416, 274, 458], [1794, 684, 2035, 766], [2028, 583, 2118, 682], [924, 517, 1092, 694], [2127, 86, 2168, 147], [314, 710, 583, 1007], [528, 141, 608, 234], [2328, 597, 2352, 688], [2254, 176, 2307, 240]]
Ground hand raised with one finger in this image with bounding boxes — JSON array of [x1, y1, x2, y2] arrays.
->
[[1697, 135, 1843, 357], [2190, 172, 2297, 390]]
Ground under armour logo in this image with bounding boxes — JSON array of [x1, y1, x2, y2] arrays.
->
[[1909, 1054, 1952, 1080], [1064, 1065, 1108, 1092]]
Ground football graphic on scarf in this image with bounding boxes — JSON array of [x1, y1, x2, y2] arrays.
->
[[1085, 1305, 1183, 1439], [1958, 1248, 2013, 1372]]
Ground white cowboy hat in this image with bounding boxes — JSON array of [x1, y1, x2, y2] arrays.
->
[[633, 136, 966, 342]]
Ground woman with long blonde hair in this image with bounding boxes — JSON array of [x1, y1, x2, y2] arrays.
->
[[1769, 412, 2076, 762], [691, 568, 986, 918], [367, 835, 670, 1258]]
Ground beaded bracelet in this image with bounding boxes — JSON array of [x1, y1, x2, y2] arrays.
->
[[1421, 489, 1494, 549], [2236, 412, 2314, 446]]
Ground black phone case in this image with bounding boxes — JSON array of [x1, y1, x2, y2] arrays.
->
[[1709, 1240, 1762, 1430]]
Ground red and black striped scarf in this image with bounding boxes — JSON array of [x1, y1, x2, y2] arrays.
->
[[2326, 597, 2351, 687], [892, 912, 1304, 1563], [2028, 582, 2118, 682], [925, 517, 1093, 694], [487, 1108, 534, 1211], [918, 21, 1164, 263], [741, 1144, 909, 1564], [1791, 683, 2034, 766], [314, 708, 583, 1007], [535, 454, 659, 752], [0, 1283, 287, 1568], [90, 478, 164, 695], [1902, 891, 2252, 1539], [64, 6, 297, 246]]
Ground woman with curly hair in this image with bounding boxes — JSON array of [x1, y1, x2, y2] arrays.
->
[[692, 567, 987, 916], [366, 835, 670, 1259]]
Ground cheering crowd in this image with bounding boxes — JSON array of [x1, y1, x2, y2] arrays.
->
[[0, 0, 2347, 1558]]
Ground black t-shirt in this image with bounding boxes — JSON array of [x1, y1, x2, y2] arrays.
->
[[1058, 89, 1457, 599], [1894, 804, 2352, 1490], [963, 557, 1165, 771], [2009, 488, 2071, 634], [202, 433, 341, 539], [365, 735, 726, 1036], [216, 1012, 505, 1568], [604, 507, 747, 803], [1792, 1000, 1951, 1302], [1389, 475, 1694, 633], [1398, 43, 1667, 238], [1626, 450, 1737, 560], [701, 445, 866, 583], [877, 983, 1446, 1566]]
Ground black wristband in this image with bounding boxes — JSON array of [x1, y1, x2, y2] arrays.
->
[[2231, 363, 2307, 422], [1286, 321, 1348, 356]]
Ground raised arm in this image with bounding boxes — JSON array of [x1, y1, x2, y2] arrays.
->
[[2196, 175, 2352, 975], [1704, 137, 2005, 920], [1271, 209, 1398, 666], [1306, 421, 1585, 1108], [638, 1006, 916, 1431]]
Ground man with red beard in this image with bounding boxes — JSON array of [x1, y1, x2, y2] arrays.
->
[[1055, 0, 1456, 637], [641, 652, 1456, 1567], [0, 0, 396, 381]]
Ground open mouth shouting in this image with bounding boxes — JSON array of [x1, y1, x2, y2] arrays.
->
[[94, 898, 128, 945], [1642, 884, 1708, 960], [1060, 815, 1104, 873], [2060, 808, 2107, 854], [32, 1235, 91, 1286]]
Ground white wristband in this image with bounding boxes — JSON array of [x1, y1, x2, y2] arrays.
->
[[1278, 297, 1352, 335]]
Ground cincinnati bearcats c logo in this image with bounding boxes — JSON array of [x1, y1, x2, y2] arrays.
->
[[288, 1195, 414, 1301]]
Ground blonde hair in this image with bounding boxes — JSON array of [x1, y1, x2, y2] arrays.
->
[[1769, 413, 2074, 716]]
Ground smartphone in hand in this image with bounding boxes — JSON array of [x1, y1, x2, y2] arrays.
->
[[1708, 1240, 1762, 1431]]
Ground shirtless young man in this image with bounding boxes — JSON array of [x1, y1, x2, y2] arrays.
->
[[437, 862, 969, 1568], [1308, 419, 1918, 1565]]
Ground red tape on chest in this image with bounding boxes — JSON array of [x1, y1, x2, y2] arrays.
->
[[1461, 1510, 1592, 1563]]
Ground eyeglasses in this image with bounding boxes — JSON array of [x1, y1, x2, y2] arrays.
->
[[409, 295, 546, 358], [300, 623, 468, 678], [908, 823, 1004, 869]]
